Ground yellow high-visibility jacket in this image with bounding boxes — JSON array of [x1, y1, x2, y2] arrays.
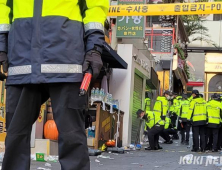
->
[[0, 0, 109, 84], [187, 97, 207, 126]]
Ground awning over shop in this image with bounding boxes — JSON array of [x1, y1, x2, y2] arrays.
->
[[173, 67, 188, 88], [146, 67, 158, 89], [187, 82, 204, 87], [102, 42, 128, 69]]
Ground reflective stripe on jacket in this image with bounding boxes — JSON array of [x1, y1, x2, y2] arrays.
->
[[207, 100, 222, 128], [153, 96, 169, 118], [145, 98, 151, 112], [164, 117, 171, 129], [145, 111, 164, 129], [187, 97, 207, 126], [179, 100, 190, 122], [0, 0, 109, 84]]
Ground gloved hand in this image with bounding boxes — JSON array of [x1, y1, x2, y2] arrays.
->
[[0, 52, 8, 81], [0, 52, 8, 73], [83, 50, 103, 80]]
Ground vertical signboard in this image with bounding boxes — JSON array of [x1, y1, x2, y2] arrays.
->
[[116, 0, 145, 38]]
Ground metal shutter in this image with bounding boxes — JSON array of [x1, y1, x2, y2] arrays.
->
[[131, 74, 143, 144]]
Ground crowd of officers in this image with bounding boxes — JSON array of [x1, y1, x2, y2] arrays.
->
[[137, 90, 222, 152]]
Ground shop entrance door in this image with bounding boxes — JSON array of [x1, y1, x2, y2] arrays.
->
[[208, 74, 222, 99], [131, 74, 143, 144]]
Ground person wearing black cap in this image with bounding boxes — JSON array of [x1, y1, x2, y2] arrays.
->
[[205, 93, 222, 152], [179, 94, 191, 145], [136, 109, 164, 150], [187, 90, 207, 152]]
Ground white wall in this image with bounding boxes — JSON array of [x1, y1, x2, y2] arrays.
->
[[189, 20, 222, 48], [110, 44, 134, 146], [110, 44, 151, 146]]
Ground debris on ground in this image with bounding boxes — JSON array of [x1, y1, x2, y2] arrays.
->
[[95, 159, 100, 163], [97, 155, 114, 160], [45, 163, 52, 167], [37, 168, 51, 170], [47, 155, 58, 162], [0, 152, 4, 163], [131, 163, 139, 165], [154, 166, 161, 168]]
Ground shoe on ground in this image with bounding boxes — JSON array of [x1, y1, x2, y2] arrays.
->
[[181, 141, 185, 145], [158, 145, 163, 149], [201, 149, 205, 153], [166, 140, 173, 144], [212, 149, 218, 152], [185, 141, 189, 145], [191, 149, 200, 152], [145, 147, 157, 151]]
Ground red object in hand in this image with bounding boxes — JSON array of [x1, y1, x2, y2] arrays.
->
[[79, 68, 93, 96]]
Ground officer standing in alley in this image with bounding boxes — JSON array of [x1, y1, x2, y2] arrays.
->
[[206, 93, 222, 152], [187, 90, 207, 152], [179, 94, 190, 145], [153, 91, 170, 120], [0, 1, 109, 170]]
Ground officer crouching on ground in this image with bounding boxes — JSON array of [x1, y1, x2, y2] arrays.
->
[[160, 114, 177, 144], [137, 109, 164, 150], [206, 94, 222, 152]]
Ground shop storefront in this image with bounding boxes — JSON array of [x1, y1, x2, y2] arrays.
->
[[205, 53, 222, 100], [109, 44, 156, 146]]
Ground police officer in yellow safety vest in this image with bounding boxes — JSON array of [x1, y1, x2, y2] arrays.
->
[[145, 92, 151, 113], [206, 94, 222, 152], [187, 90, 207, 152], [170, 92, 181, 140], [179, 94, 190, 145], [153, 90, 170, 120], [137, 109, 164, 150], [0, 1, 109, 170]]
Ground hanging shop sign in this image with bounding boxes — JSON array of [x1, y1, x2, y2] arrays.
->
[[116, 0, 145, 38], [109, 2, 222, 16], [205, 53, 222, 72], [134, 56, 150, 74]]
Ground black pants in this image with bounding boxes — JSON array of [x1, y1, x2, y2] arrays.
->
[[180, 122, 191, 142], [160, 128, 177, 142], [2, 83, 89, 170], [206, 128, 219, 150], [192, 125, 206, 151], [148, 125, 164, 149], [218, 127, 222, 149]]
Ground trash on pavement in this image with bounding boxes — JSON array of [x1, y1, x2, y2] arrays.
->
[[36, 153, 46, 162], [131, 163, 139, 165], [0, 152, 4, 163], [45, 163, 52, 167], [47, 155, 58, 162], [31, 154, 36, 161], [37, 168, 51, 170], [154, 166, 161, 168], [95, 159, 100, 163], [97, 155, 114, 160]]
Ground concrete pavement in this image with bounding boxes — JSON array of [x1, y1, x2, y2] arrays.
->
[[27, 140, 222, 170]]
